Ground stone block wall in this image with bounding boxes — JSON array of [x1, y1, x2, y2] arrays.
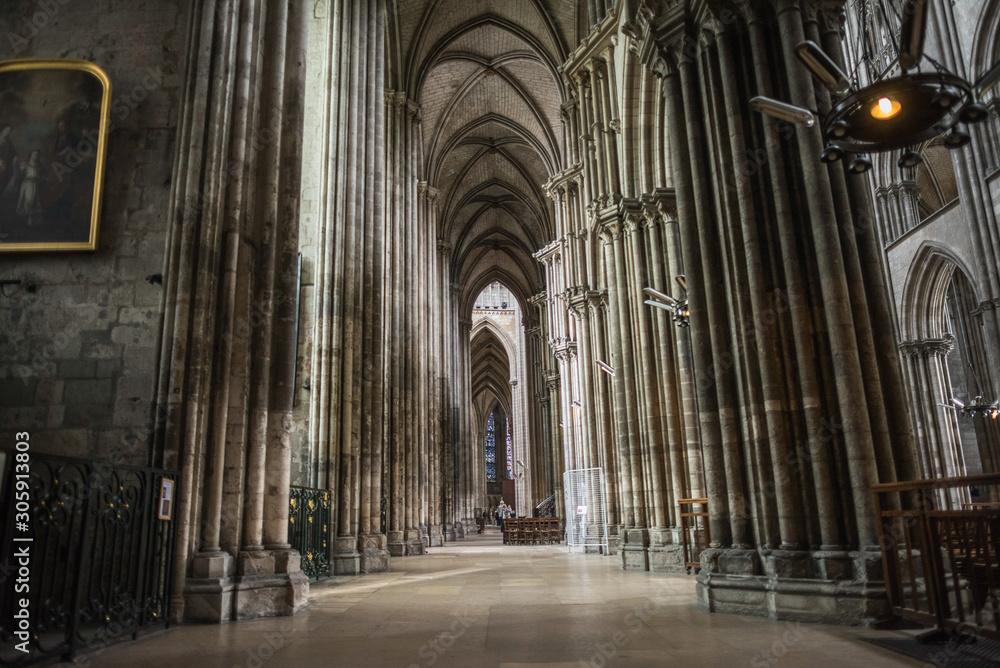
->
[[0, 0, 188, 465]]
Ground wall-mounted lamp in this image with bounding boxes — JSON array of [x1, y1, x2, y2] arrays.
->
[[643, 276, 690, 327]]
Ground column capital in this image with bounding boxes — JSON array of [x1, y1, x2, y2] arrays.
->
[[567, 285, 591, 317], [406, 100, 422, 122], [551, 337, 578, 361], [533, 240, 561, 264], [418, 181, 440, 203], [544, 371, 560, 391], [898, 336, 954, 358], [977, 298, 1000, 315], [586, 290, 607, 315], [437, 239, 452, 255], [599, 219, 622, 243]]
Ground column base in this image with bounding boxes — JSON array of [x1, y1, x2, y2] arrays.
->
[[387, 530, 406, 557], [618, 528, 650, 571], [405, 528, 425, 556], [443, 523, 456, 542], [454, 521, 465, 539], [696, 548, 890, 626], [607, 525, 622, 555], [183, 551, 235, 623], [648, 527, 686, 573], [359, 532, 390, 573], [333, 536, 361, 575], [232, 549, 308, 621], [428, 524, 444, 547]]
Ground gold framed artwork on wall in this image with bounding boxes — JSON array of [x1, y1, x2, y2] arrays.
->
[[0, 59, 111, 252]]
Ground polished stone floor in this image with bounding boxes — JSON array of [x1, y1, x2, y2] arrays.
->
[[91, 528, 921, 667]]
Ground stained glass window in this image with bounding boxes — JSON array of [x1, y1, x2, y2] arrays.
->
[[506, 420, 513, 480], [486, 412, 496, 482]]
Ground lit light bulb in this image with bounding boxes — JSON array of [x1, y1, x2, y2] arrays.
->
[[871, 96, 902, 120]]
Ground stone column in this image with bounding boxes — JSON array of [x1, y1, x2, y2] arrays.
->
[[899, 338, 967, 502], [156, 0, 309, 623]]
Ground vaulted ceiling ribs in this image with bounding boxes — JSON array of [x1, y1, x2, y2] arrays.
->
[[389, 1, 575, 313]]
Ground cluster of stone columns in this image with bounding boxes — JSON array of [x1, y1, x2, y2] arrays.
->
[[153, 0, 309, 622], [296, 0, 492, 574], [853, 0, 1000, 485], [899, 339, 966, 485], [533, 8, 707, 572], [312, 0, 391, 573], [527, 0, 928, 623]]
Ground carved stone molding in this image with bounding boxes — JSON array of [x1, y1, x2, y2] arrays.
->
[[544, 371, 561, 391], [528, 292, 548, 308], [898, 336, 955, 358]]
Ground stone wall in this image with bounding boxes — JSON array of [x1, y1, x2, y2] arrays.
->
[[0, 0, 188, 465]]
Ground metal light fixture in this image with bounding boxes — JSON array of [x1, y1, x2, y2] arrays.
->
[[750, 0, 1000, 174], [898, 0, 928, 70], [898, 149, 923, 168], [831, 119, 851, 138], [795, 41, 852, 95], [643, 275, 690, 328], [596, 360, 615, 376], [821, 145, 846, 163], [943, 130, 971, 149], [939, 396, 1000, 420], [849, 156, 873, 174], [749, 96, 816, 127]]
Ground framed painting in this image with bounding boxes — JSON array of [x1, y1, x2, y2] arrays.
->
[[0, 60, 111, 252]]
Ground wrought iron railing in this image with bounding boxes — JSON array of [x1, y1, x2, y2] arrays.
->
[[679, 498, 710, 572], [288, 486, 331, 581], [0, 451, 178, 666], [874, 473, 1000, 640]]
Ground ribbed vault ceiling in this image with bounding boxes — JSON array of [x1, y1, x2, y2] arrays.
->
[[471, 324, 513, 418], [389, 0, 577, 313]]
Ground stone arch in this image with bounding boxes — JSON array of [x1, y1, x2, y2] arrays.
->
[[900, 242, 978, 342], [897, 242, 987, 498]]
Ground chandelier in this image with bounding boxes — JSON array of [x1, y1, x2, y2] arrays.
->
[[750, 0, 1000, 174], [939, 396, 1000, 420]]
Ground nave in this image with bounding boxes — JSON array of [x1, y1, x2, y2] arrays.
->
[[86, 532, 919, 667]]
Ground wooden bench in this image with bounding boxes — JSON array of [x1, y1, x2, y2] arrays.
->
[[502, 518, 561, 545]]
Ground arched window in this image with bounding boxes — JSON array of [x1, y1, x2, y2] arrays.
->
[[486, 412, 496, 483]]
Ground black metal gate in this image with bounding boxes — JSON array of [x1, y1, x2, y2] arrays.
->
[[288, 486, 331, 580], [0, 451, 178, 666]]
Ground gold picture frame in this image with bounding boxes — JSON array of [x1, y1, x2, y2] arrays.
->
[[0, 59, 112, 252]]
